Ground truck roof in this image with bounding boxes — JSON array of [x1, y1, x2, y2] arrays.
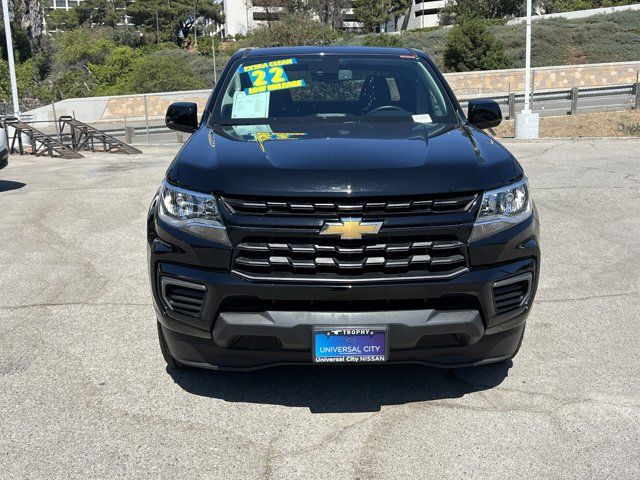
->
[[242, 45, 416, 57]]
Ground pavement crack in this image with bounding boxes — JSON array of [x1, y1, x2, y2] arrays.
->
[[537, 291, 639, 304], [262, 412, 382, 476], [0, 301, 151, 310]]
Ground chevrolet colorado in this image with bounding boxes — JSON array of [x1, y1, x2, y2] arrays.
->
[[148, 46, 540, 370]]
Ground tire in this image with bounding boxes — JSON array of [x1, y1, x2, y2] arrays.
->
[[157, 322, 184, 369]]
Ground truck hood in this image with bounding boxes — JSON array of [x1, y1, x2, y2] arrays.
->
[[167, 122, 522, 196]]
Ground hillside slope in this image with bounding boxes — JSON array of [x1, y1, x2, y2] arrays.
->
[[343, 10, 640, 71]]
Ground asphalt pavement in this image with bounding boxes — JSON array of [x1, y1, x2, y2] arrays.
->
[[1, 138, 639, 479]]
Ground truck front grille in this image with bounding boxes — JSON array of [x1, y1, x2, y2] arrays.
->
[[232, 237, 469, 281], [222, 193, 478, 216]]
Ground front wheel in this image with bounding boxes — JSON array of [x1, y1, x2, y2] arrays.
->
[[157, 322, 184, 369]]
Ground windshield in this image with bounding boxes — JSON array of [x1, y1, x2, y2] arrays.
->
[[211, 54, 458, 126]]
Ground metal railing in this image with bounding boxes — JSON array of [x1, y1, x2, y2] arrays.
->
[[459, 83, 639, 119]]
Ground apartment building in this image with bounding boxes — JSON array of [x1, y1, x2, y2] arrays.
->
[[49, 0, 83, 11], [48, 0, 446, 32], [404, 0, 447, 29], [217, 1, 363, 37], [218, 1, 448, 37]]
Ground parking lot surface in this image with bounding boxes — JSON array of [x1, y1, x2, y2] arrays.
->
[[1, 138, 639, 479]]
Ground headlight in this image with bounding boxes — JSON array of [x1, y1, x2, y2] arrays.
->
[[158, 180, 230, 244], [469, 178, 532, 242]]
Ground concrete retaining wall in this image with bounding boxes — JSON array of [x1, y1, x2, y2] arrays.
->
[[446, 60, 640, 97], [25, 89, 212, 123]]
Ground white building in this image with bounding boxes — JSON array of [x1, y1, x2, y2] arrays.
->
[[217, 0, 449, 37], [217, 0, 364, 37], [402, 0, 447, 29], [49, 0, 83, 11]]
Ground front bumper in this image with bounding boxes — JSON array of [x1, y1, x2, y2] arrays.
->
[[152, 257, 536, 370], [149, 197, 540, 370]]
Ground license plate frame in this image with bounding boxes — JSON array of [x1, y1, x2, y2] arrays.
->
[[312, 326, 389, 364]]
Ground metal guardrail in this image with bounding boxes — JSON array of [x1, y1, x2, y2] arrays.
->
[[459, 84, 635, 104], [459, 83, 639, 118]]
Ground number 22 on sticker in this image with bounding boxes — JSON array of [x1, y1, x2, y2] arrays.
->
[[249, 66, 287, 86], [249, 69, 267, 87], [268, 66, 286, 83]]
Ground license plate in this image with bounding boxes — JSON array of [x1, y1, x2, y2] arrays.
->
[[312, 327, 388, 364]]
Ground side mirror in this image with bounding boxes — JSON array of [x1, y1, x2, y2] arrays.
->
[[468, 99, 502, 129], [166, 102, 198, 133]]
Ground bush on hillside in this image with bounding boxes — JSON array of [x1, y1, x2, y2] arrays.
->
[[124, 49, 208, 93], [444, 19, 509, 72], [246, 12, 338, 47], [361, 34, 403, 47], [440, 0, 525, 25]]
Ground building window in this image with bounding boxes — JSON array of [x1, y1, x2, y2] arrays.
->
[[253, 11, 281, 21], [252, 0, 287, 6], [415, 8, 441, 17]]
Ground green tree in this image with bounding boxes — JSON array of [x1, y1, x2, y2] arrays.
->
[[353, 0, 411, 32], [51, 69, 97, 99], [74, 0, 129, 27], [55, 28, 114, 68], [247, 12, 337, 47], [0, 23, 33, 62], [196, 34, 222, 57], [90, 46, 142, 95], [308, 0, 351, 28], [123, 49, 207, 93], [126, 0, 223, 44], [361, 33, 403, 47], [46, 9, 80, 31], [540, 0, 635, 13], [46, 28, 116, 99], [440, 0, 525, 25], [443, 19, 509, 71]]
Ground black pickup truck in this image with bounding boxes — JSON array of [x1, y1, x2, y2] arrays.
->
[[148, 46, 540, 370]]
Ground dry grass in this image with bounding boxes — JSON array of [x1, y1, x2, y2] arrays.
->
[[494, 110, 640, 138]]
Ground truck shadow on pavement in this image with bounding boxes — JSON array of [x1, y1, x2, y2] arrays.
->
[[0, 180, 26, 192], [168, 362, 511, 413]]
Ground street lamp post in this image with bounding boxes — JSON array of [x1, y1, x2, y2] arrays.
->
[[514, 0, 539, 139], [1, 0, 20, 117], [212, 33, 217, 83]]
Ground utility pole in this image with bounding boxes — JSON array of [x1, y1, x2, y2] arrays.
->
[[212, 33, 217, 83], [523, 0, 532, 113], [193, 0, 198, 46], [245, 0, 250, 35], [156, 10, 160, 44], [1, 0, 20, 116], [514, 0, 539, 139]]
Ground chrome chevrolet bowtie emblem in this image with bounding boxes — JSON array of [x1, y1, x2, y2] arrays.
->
[[319, 218, 383, 240]]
